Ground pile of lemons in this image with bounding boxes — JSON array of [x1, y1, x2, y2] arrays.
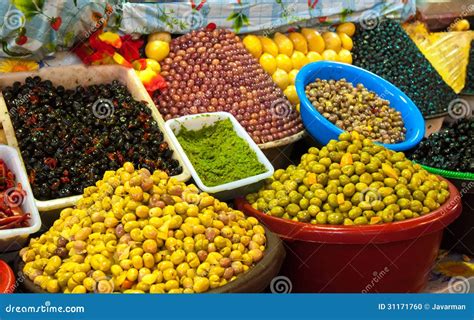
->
[[242, 23, 356, 107]]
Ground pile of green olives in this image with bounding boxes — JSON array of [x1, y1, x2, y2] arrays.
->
[[21, 162, 266, 293], [246, 132, 450, 225]]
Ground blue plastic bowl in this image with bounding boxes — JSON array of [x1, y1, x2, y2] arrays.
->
[[295, 61, 425, 151]]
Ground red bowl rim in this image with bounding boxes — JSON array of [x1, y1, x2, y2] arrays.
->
[[0, 259, 15, 293], [235, 177, 463, 244]]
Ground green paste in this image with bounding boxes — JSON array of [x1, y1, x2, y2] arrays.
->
[[176, 119, 267, 187]]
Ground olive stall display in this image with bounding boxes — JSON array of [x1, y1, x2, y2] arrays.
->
[[20, 162, 267, 293], [154, 27, 304, 144], [352, 19, 457, 118], [410, 118, 473, 173], [305, 78, 406, 144], [246, 131, 450, 225], [2, 77, 182, 200]]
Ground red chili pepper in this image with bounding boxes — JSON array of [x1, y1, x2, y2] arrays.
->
[[0, 215, 29, 230], [25, 115, 37, 125], [116, 151, 124, 164], [60, 177, 70, 184]]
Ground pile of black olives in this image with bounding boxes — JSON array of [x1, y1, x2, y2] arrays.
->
[[352, 19, 458, 118], [410, 118, 473, 173], [3, 77, 182, 200]]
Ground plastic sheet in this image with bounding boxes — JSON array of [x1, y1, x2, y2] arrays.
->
[[404, 22, 474, 94]]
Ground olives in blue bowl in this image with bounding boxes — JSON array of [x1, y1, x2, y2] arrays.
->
[[295, 61, 425, 151]]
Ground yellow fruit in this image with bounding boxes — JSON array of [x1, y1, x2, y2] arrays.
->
[[288, 32, 308, 54], [288, 69, 299, 85], [259, 53, 277, 74], [296, 103, 300, 112], [291, 51, 309, 69], [146, 59, 161, 73], [322, 49, 338, 61], [243, 35, 262, 59], [273, 32, 294, 56], [336, 22, 356, 37], [275, 54, 293, 73], [322, 32, 342, 52], [272, 69, 289, 90], [338, 49, 352, 64], [259, 36, 279, 57], [145, 40, 170, 62], [136, 68, 158, 84], [338, 32, 353, 51], [452, 19, 470, 31], [306, 51, 322, 63], [284, 85, 299, 105], [301, 28, 325, 53], [148, 32, 172, 43]]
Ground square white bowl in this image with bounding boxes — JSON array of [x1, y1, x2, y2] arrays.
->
[[0, 145, 41, 252], [165, 112, 274, 200]]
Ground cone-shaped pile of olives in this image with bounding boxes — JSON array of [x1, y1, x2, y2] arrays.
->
[[21, 163, 266, 293], [463, 40, 474, 94], [2, 77, 182, 200], [155, 27, 303, 144], [352, 19, 457, 118], [246, 131, 450, 225], [410, 118, 473, 173]]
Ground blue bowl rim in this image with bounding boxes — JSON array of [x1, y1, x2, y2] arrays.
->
[[295, 61, 425, 151]]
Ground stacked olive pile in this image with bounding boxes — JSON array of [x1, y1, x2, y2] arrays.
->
[[410, 118, 473, 173], [463, 40, 474, 94], [3, 77, 182, 200], [20, 163, 266, 293], [246, 132, 450, 225], [155, 27, 303, 144], [305, 78, 406, 144], [352, 19, 457, 117]]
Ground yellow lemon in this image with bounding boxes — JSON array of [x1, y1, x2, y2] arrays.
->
[[259, 36, 279, 57], [338, 49, 352, 64], [301, 28, 325, 53], [336, 22, 356, 37], [284, 85, 299, 105], [453, 19, 470, 31], [288, 69, 299, 85], [288, 32, 308, 54], [291, 51, 309, 69], [136, 68, 158, 84], [322, 49, 338, 61], [273, 32, 294, 56], [146, 59, 161, 73], [259, 53, 277, 74], [306, 51, 322, 63], [322, 32, 342, 52], [148, 32, 172, 43], [272, 68, 289, 90], [275, 54, 293, 72], [242, 35, 262, 59], [145, 40, 170, 62], [338, 32, 353, 51]]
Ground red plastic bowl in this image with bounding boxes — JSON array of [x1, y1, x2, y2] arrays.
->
[[235, 178, 462, 293], [0, 259, 15, 293]]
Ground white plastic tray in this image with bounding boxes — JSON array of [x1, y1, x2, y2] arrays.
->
[[0, 65, 190, 212], [165, 112, 274, 200], [0, 145, 41, 252]]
